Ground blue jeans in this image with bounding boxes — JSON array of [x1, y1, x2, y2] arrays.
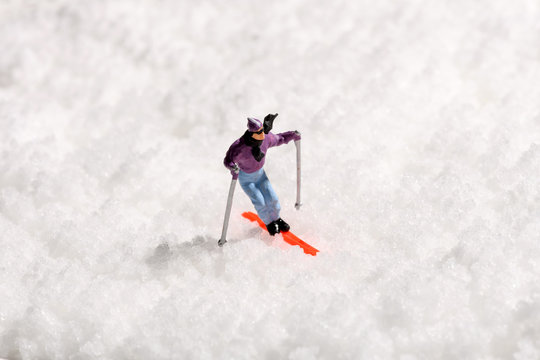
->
[[238, 168, 281, 225]]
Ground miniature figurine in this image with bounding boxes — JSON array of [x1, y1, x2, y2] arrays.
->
[[223, 114, 301, 235]]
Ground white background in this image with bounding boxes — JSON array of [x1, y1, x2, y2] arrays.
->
[[1, 0, 539, 359]]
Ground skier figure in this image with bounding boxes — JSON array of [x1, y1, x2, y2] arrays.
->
[[224, 114, 301, 235]]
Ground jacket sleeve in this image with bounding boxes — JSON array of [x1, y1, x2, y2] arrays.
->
[[223, 142, 240, 179], [267, 131, 301, 148]]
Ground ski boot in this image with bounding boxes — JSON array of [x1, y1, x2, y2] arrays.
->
[[277, 218, 290, 232], [266, 221, 280, 236]]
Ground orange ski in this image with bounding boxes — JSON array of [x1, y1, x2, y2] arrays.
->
[[242, 212, 319, 256]]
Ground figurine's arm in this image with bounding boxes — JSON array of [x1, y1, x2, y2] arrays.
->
[[223, 141, 240, 179], [267, 131, 301, 148]]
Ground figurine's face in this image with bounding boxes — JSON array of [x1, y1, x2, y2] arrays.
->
[[252, 127, 265, 141]]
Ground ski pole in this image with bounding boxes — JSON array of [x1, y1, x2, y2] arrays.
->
[[218, 170, 238, 247], [294, 138, 302, 210]]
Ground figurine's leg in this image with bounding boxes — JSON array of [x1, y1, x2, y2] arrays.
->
[[238, 172, 270, 223], [258, 171, 281, 224]]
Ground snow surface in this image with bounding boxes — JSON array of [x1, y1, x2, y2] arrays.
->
[[1, 0, 540, 359]]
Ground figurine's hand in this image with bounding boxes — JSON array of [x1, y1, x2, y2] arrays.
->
[[293, 130, 301, 141], [263, 113, 278, 134], [264, 113, 278, 122], [230, 164, 239, 179]]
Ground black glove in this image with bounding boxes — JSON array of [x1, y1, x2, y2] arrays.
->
[[263, 113, 278, 134]]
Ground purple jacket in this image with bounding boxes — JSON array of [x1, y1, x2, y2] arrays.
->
[[224, 131, 300, 179]]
